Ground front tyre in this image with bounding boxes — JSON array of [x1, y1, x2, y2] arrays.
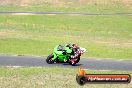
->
[[46, 54, 54, 64]]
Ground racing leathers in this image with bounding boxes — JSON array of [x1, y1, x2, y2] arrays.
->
[[70, 47, 81, 59]]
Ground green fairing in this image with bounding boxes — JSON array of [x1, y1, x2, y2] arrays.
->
[[52, 45, 72, 62], [65, 47, 72, 53]]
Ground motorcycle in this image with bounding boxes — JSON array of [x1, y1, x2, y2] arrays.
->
[[46, 44, 86, 65]]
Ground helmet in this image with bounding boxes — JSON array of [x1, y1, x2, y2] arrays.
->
[[72, 44, 78, 49], [65, 44, 72, 49]]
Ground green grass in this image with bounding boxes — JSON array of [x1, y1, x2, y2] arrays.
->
[[0, 67, 132, 88], [0, 0, 131, 13], [0, 4, 131, 13], [0, 14, 132, 59]]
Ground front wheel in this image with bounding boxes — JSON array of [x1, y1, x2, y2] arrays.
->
[[46, 54, 54, 64]]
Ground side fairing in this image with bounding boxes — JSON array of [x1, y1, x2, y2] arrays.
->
[[54, 46, 63, 55], [53, 45, 72, 62], [65, 47, 72, 54]]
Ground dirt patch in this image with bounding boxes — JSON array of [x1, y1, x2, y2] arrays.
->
[[121, 0, 132, 8], [0, 0, 132, 8], [20, 0, 31, 6], [0, 30, 16, 37], [0, 0, 20, 5], [92, 40, 132, 48]]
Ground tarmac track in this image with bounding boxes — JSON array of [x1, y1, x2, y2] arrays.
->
[[0, 55, 132, 71], [0, 11, 132, 16]]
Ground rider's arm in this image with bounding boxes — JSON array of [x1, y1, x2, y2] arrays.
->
[[71, 49, 81, 59]]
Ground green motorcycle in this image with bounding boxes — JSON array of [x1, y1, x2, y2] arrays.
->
[[46, 44, 86, 65]]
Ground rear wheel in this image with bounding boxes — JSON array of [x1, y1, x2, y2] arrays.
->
[[69, 62, 76, 66], [76, 57, 80, 63], [46, 54, 54, 64], [69, 60, 77, 66], [69, 57, 80, 66]]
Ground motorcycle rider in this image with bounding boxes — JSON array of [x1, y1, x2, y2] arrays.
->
[[65, 44, 81, 58], [70, 44, 81, 59], [63, 43, 86, 62], [46, 43, 86, 65]]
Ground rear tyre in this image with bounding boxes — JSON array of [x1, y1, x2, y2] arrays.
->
[[46, 54, 54, 64], [69, 60, 77, 66], [69, 57, 80, 66]]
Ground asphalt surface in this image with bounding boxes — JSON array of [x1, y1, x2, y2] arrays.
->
[[0, 55, 132, 71], [0, 11, 132, 16]]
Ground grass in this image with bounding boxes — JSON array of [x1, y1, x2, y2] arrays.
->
[[0, 14, 132, 60], [0, 67, 132, 88], [0, 0, 131, 13]]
